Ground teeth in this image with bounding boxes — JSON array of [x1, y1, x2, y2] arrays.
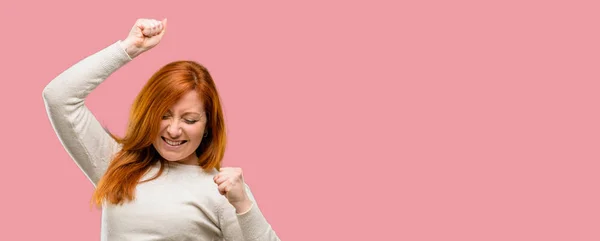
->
[[165, 138, 184, 146]]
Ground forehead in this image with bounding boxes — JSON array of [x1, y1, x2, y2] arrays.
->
[[170, 90, 204, 113]]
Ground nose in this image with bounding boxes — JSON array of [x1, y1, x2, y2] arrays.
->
[[166, 120, 182, 138]]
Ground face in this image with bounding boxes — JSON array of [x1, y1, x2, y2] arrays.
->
[[153, 90, 207, 165]]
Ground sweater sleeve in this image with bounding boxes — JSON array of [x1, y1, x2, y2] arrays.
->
[[42, 41, 132, 187], [220, 184, 281, 241]]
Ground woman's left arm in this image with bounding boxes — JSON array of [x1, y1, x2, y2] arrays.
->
[[215, 168, 281, 241]]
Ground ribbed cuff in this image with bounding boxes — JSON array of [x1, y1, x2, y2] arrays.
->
[[98, 41, 133, 75], [115, 40, 134, 60], [237, 203, 271, 240]]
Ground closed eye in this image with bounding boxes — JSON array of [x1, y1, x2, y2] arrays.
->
[[162, 114, 198, 124], [184, 119, 198, 124]]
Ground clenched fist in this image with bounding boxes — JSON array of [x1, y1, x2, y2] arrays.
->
[[120, 18, 167, 58], [213, 167, 254, 214]]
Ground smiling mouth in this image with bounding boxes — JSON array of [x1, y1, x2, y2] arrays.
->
[[162, 137, 188, 146]]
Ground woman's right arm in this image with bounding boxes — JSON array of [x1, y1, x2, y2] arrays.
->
[[42, 18, 167, 187], [42, 41, 133, 187]]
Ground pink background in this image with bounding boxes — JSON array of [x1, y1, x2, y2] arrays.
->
[[1, 0, 599, 240]]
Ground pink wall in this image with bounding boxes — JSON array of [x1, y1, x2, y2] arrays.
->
[[1, 0, 599, 240]]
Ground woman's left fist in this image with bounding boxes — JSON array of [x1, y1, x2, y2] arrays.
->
[[214, 167, 252, 212]]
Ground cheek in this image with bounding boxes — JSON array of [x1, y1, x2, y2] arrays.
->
[[186, 124, 206, 141], [157, 121, 168, 134]]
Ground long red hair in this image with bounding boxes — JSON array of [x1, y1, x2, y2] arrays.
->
[[92, 61, 226, 206]]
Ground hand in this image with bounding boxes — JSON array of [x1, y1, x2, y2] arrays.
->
[[214, 167, 253, 213], [120, 18, 167, 58]]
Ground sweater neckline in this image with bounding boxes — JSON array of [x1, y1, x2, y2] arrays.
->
[[160, 160, 218, 175], [165, 160, 202, 169]]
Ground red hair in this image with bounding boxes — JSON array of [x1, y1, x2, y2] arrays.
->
[[92, 61, 226, 206]]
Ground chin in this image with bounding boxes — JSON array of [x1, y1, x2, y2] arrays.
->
[[162, 155, 183, 162], [160, 152, 190, 162]]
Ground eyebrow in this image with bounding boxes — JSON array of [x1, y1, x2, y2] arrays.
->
[[166, 110, 204, 116]]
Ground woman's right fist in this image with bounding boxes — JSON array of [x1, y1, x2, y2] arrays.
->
[[120, 18, 167, 58]]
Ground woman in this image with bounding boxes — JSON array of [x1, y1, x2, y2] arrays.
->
[[42, 18, 280, 241]]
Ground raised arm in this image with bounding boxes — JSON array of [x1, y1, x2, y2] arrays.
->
[[42, 18, 167, 186]]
